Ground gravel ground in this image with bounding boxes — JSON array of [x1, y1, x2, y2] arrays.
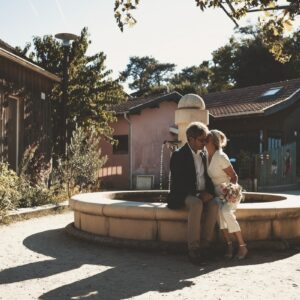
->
[[0, 210, 300, 299]]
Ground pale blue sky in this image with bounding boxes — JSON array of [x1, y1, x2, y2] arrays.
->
[[0, 0, 281, 81]]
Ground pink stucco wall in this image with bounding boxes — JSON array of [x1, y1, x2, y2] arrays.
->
[[99, 117, 130, 189], [99, 100, 178, 189], [130, 101, 177, 188]]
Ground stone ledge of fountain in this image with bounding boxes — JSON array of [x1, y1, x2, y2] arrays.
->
[[68, 190, 300, 250], [66, 222, 300, 252]]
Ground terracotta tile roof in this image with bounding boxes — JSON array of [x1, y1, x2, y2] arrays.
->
[[204, 78, 300, 118], [112, 78, 300, 118], [113, 91, 182, 114]]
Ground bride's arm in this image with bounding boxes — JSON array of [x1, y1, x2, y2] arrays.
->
[[223, 165, 238, 184]]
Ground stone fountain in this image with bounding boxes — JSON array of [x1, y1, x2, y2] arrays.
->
[[67, 94, 300, 251]]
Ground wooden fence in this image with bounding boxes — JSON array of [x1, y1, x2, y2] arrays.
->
[[255, 142, 296, 187]]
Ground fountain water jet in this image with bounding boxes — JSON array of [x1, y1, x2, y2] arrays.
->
[[159, 141, 180, 192]]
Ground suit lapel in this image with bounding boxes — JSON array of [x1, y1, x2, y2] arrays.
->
[[183, 143, 196, 180]]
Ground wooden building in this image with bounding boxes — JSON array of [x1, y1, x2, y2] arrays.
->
[[208, 78, 300, 174], [0, 39, 60, 171]]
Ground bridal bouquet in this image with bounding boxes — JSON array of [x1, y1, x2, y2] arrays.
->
[[218, 182, 244, 204]]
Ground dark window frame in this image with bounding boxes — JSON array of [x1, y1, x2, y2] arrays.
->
[[113, 135, 128, 155]]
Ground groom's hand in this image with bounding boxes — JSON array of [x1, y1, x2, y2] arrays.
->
[[198, 191, 213, 203]]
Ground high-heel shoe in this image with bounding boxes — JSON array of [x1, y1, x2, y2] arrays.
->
[[224, 241, 233, 259], [236, 244, 248, 260]]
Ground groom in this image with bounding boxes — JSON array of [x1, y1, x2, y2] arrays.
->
[[167, 121, 218, 264]]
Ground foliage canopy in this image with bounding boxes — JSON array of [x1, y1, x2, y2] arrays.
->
[[122, 25, 300, 96], [120, 56, 175, 95], [20, 27, 126, 154], [114, 0, 300, 62]]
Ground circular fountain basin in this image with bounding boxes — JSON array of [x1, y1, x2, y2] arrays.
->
[[68, 190, 300, 250]]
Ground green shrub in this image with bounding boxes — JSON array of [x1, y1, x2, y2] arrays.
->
[[0, 162, 21, 215], [55, 126, 107, 198], [1, 126, 108, 214], [16, 143, 54, 208], [17, 180, 53, 208], [18, 143, 52, 187]]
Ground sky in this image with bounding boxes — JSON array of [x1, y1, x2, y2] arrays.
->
[[0, 0, 288, 89]]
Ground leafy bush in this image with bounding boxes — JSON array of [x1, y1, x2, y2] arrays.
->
[[16, 143, 54, 208], [1, 127, 108, 215], [54, 126, 107, 198], [0, 162, 21, 215], [17, 181, 53, 208], [18, 143, 52, 187]]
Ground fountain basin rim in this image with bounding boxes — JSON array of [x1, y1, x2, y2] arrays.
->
[[70, 190, 300, 221]]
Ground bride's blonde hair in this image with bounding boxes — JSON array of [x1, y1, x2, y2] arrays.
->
[[208, 129, 227, 149]]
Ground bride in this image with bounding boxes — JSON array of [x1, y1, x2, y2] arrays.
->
[[205, 129, 248, 260]]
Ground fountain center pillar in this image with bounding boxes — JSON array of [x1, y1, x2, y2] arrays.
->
[[175, 93, 209, 146]]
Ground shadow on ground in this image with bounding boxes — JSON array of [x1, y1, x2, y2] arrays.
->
[[0, 228, 299, 299]]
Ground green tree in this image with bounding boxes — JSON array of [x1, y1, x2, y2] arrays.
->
[[170, 62, 213, 95], [282, 29, 300, 77], [121, 26, 300, 96], [120, 56, 175, 96], [208, 26, 300, 89], [114, 0, 300, 61], [233, 36, 285, 87], [22, 27, 126, 154], [209, 40, 236, 91]]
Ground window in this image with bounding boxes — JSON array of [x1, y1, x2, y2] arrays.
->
[[268, 137, 282, 150], [261, 87, 283, 98], [113, 135, 128, 154], [268, 131, 282, 150]]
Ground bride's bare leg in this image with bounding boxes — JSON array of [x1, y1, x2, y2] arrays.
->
[[221, 229, 233, 258]]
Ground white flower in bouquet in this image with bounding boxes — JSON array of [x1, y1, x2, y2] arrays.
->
[[218, 182, 244, 204]]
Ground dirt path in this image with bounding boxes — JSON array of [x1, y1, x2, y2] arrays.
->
[[0, 211, 299, 300]]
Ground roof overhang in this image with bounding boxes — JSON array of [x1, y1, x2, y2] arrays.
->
[[115, 92, 182, 115], [0, 47, 60, 83], [263, 88, 300, 116], [209, 88, 300, 119], [209, 110, 264, 119]]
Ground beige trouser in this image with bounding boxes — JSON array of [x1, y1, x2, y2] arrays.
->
[[185, 195, 219, 250]]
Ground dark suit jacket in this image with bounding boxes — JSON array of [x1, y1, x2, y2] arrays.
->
[[167, 143, 215, 209]]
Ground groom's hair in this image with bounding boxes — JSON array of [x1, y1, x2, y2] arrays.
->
[[186, 122, 208, 139]]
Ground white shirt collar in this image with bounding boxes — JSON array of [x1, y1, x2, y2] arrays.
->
[[187, 142, 202, 156]]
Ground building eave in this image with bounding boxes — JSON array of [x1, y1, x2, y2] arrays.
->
[[0, 47, 60, 83], [114, 92, 182, 115], [263, 88, 300, 116], [210, 110, 265, 119]]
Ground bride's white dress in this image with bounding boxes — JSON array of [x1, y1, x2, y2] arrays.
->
[[207, 149, 241, 233]]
